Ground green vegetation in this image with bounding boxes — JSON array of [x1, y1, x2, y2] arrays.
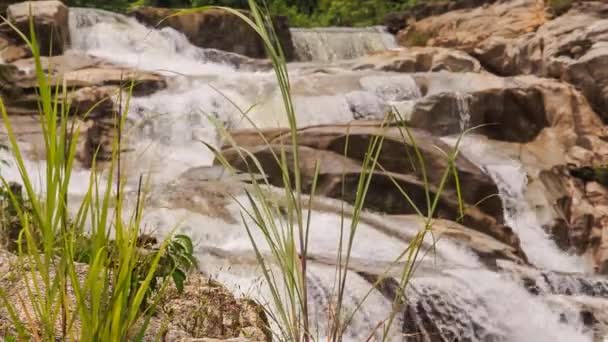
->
[[0, 18, 195, 340], [66, 0, 419, 27], [547, 0, 574, 15]]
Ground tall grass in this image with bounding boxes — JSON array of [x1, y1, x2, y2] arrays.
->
[[177, 1, 467, 341], [0, 15, 179, 341]]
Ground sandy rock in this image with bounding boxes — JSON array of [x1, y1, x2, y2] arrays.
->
[[383, 0, 502, 34], [397, 0, 547, 51]]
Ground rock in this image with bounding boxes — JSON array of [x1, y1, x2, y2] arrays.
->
[[129, 7, 295, 61], [402, 0, 608, 123], [383, 0, 502, 34], [410, 85, 549, 142], [390, 215, 527, 266], [538, 166, 608, 273], [397, 0, 547, 50], [408, 73, 606, 153], [0, 63, 25, 100], [60, 67, 166, 96], [537, 2, 608, 123], [0, 44, 30, 62], [153, 275, 270, 341], [268, 124, 503, 220], [4, 1, 69, 56], [349, 47, 483, 73], [218, 143, 521, 249]]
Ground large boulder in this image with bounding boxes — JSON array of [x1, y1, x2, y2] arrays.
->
[[407, 73, 607, 163], [2, 1, 69, 56], [129, 7, 295, 61], [397, 0, 547, 51], [397, 0, 608, 123], [218, 141, 521, 250], [268, 124, 503, 219], [383, 0, 502, 34]]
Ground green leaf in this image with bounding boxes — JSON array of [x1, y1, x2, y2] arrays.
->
[[171, 269, 187, 293]]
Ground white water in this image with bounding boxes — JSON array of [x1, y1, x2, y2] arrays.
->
[[0, 7, 599, 341], [67, 8, 420, 183], [451, 135, 586, 273], [291, 26, 398, 62]]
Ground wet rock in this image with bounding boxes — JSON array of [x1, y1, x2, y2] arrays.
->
[[391, 215, 527, 265], [60, 67, 166, 96], [410, 86, 548, 142], [129, 6, 295, 61], [269, 124, 503, 220], [403, 277, 504, 342], [538, 166, 608, 273], [218, 143, 521, 249], [409, 73, 607, 154], [3, 1, 70, 56]]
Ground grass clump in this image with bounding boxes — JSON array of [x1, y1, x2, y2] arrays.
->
[[0, 15, 196, 341], [404, 28, 432, 46], [547, 0, 574, 15]]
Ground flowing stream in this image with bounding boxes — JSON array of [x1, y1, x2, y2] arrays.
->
[[290, 26, 398, 62], [2, 7, 606, 341]]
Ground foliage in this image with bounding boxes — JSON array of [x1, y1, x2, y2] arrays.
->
[[547, 0, 574, 15], [0, 17, 186, 341], [65, 0, 417, 27], [132, 234, 198, 305]]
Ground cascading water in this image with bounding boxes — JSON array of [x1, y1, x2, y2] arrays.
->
[[67, 8, 420, 182], [451, 135, 586, 273], [291, 26, 398, 62], [2, 6, 604, 341]]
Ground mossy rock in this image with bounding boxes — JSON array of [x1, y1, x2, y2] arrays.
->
[[569, 166, 608, 187]]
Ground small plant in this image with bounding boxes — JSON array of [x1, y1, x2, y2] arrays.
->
[[131, 234, 197, 306], [0, 14, 181, 341], [404, 28, 432, 46], [547, 0, 574, 15]]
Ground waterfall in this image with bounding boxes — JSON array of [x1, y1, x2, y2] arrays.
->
[[66, 8, 420, 182], [3, 6, 604, 341], [291, 26, 398, 62], [451, 135, 586, 273]]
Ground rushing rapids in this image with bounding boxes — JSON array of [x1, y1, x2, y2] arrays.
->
[[1, 5, 607, 341]]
